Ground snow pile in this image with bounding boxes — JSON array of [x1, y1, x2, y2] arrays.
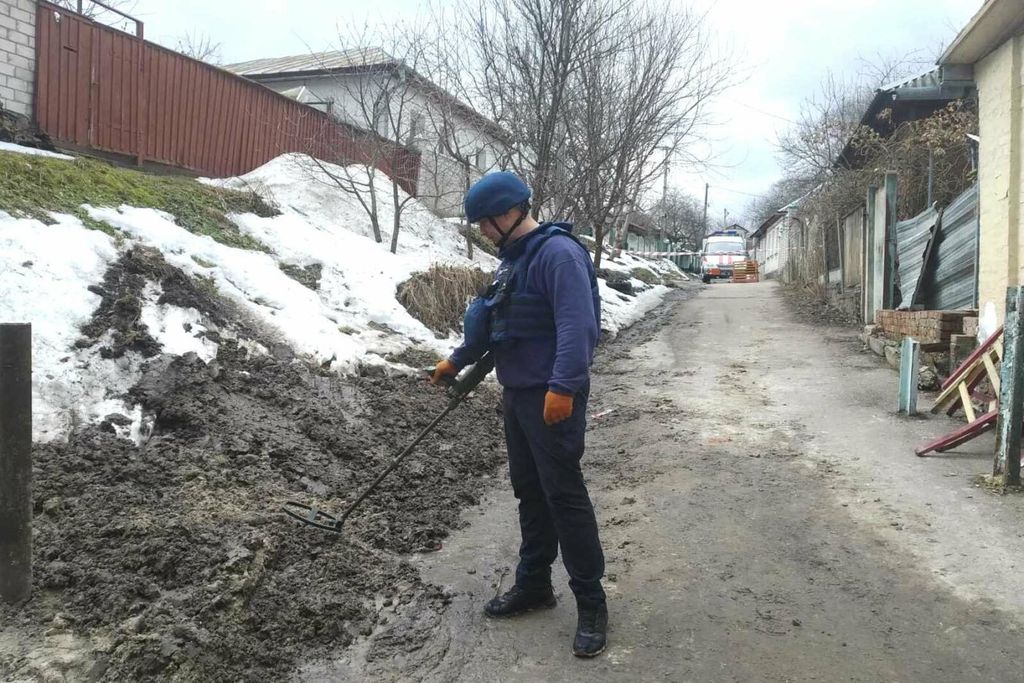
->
[[0, 212, 133, 441], [1, 149, 678, 441], [204, 154, 474, 259], [0, 141, 74, 160]]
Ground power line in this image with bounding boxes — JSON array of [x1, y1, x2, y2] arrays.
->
[[708, 185, 770, 199], [721, 96, 801, 126]]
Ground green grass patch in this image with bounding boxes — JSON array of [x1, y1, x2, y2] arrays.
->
[[0, 151, 278, 251]]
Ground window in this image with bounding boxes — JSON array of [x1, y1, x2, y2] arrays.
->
[[706, 240, 746, 254], [408, 113, 424, 144]]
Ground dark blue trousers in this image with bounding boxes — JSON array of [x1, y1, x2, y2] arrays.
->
[[502, 381, 606, 606]]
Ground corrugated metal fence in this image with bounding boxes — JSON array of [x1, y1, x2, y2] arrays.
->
[[895, 205, 940, 308], [895, 183, 978, 310], [34, 2, 420, 190]]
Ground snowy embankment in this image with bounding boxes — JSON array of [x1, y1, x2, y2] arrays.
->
[[1, 149, 681, 442]]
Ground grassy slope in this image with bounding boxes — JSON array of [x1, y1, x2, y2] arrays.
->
[[0, 151, 277, 250]]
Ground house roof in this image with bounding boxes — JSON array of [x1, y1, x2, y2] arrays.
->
[[226, 49, 510, 143], [837, 65, 974, 168], [226, 48, 396, 77], [751, 212, 785, 240], [941, 0, 1024, 65]]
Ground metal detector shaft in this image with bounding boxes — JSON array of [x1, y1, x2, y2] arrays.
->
[[334, 352, 494, 529], [335, 399, 461, 529], [286, 353, 495, 532]]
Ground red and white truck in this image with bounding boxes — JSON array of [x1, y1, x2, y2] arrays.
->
[[700, 230, 749, 284]]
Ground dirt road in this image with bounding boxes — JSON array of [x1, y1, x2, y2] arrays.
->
[[312, 281, 1024, 682]]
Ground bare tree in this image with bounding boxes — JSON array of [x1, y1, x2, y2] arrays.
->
[[770, 52, 977, 289], [564, 1, 728, 269], [452, 0, 612, 219], [417, 28, 514, 258], [652, 190, 705, 252], [175, 31, 223, 64], [743, 177, 811, 230], [298, 26, 427, 254], [438, 0, 728, 269]]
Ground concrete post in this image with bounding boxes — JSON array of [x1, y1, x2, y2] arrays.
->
[[995, 287, 1024, 484], [0, 323, 32, 604], [898, 337, 920, 415]]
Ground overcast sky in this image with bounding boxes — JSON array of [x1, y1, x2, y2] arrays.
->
[[125, 0, 982, 226]]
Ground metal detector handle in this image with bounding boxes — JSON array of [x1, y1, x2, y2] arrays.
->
[[451, 352, 495, 398]]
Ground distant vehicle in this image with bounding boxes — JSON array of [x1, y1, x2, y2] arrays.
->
[[701, 231, 748, 284]]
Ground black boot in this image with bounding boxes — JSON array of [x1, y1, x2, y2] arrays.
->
[[483, 585, 557, 618], [572, 600, 608, 658]]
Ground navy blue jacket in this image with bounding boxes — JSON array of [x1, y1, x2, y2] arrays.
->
[[450, 223, 599, 394]]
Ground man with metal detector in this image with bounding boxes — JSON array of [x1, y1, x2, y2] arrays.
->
[[432, 172, 608, 658]]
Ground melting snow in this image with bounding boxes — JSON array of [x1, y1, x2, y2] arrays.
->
[[1, 153, 679, 442]]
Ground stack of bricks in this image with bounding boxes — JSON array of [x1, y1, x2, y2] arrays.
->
[[874, 310, 974, 345], [0, 0, 37, 118]]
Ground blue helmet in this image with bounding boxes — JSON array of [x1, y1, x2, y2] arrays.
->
[[464, 172, 531, 223]]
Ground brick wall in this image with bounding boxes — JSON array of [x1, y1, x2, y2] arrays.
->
[[874, 309, 974, 344], [0, 0, 36, 117]]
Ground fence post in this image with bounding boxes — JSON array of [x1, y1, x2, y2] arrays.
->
[[0, 324, 32, 605], [884, 172, 898, 309], [864, 185, 877, 323], [898, 337, 920, 415], [995, 287, 1024, 485]]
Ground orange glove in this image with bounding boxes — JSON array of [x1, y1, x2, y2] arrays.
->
[[431, 359, 458, 386], [543, 390, 574, 425]]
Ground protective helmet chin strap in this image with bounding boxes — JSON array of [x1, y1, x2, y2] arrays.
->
[[488, 208, 529, 250]]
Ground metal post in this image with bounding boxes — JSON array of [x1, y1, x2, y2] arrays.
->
[[995, 287, 1024, 484], [898, 337, 920, 415], [927, 148, 934, 207], [0, 324, 32, 605]]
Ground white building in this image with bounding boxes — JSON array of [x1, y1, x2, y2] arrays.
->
[[228, 48, 511, 218], [750, 212, 790, 277]]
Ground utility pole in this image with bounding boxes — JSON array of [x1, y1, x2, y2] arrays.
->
[[659, 147, 670, 245], [702, 183, 709, 236], [723, 208, 729, 228]]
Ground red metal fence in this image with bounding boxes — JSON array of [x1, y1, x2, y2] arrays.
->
[[33, 2, 420, 191]]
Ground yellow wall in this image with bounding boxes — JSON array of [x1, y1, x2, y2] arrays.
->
[[976, 32, 1024, 325]]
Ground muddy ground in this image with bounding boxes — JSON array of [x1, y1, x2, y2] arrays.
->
[[0, 249, 505, 681], [325, 281, 1024, 682]]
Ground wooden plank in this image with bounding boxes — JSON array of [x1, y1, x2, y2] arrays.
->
[[916, 410, 998, 457], [983, 352, 1000, 394], [958, 382, 977, 422], [941, 325, 1003, 391], [933, 356, 988, 413]]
